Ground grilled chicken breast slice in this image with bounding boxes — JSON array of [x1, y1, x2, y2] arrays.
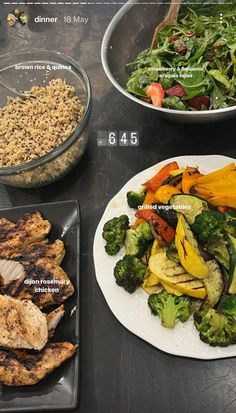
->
[[10, 240, 65, 265], [0, 295, 48, 351], [0, 218, 16, 242], [0, 212, 51, 259], [1, 258, 74, 308], [47, 304, 65, 338], [0, 342, 77, 386]]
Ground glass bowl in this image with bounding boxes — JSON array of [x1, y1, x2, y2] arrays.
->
[[101, 0, 236, 123], [0, 50, 92, 188]]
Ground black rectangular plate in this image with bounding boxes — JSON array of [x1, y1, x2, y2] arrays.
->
[[0, 201, 80, 412]]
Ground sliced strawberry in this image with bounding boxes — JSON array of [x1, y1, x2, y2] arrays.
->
[[175, 44, 187, 53], [187, 96, 210, 110], [166, 84, 186, 98], [185, 31, 194, 36], [169, 36, 179, 42], [146, 83, 165, 107]]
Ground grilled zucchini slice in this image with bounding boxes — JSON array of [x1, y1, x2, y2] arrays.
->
[[203, 260, 224, 307], [170, 194, 209, 225]]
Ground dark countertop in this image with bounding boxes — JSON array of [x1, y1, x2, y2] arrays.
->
[[1, 3, 236, 413]]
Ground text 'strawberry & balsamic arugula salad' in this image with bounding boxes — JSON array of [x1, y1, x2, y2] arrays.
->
[[125, 3, 236, 111], [102, 161, 236, 347]]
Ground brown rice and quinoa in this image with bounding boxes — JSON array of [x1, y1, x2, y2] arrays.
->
[[0, 79, 84, 167]]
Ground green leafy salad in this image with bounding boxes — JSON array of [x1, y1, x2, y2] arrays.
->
[[126, 4, 236, 111]]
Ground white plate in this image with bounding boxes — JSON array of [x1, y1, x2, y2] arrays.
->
[[93, 155, 236, 360]]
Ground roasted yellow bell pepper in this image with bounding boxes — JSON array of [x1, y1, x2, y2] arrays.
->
[[209, 195, 236, 209], [155, 184, 181, 204], [169, 168, 186, 176], [195, 163, 235, 185]]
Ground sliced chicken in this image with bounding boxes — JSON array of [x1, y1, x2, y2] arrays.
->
[[0, 212, 51, 259], [10, 240, 65, 265], [0, 342, 77, 386], [47, 304, 65, 337], [0, 295, 48, 351], [1, 258, 74, 308]]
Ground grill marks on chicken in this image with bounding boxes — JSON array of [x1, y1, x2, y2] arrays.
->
[[0, 342, 77, 386], [0, 212, 51, 259], [0, 218, 16, 243], [1, 259, 74, 308], [10, 240, 65, 265]]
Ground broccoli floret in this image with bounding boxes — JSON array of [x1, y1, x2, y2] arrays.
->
[[103, 215, 129, 255], [194, 308, 236, 347], [224, 210, 236, 237], [125, 222, 154, 258], [125, 230, 149, 257], [135, 221, 154, 241], [206, 235, 230, 270], [218, 295, 236, 319], [192, 211, 226, 244], [166, 240, 180, 264], [114, 255, 147, 293], [127, 188, 146, 209], [148, 291, 191, 329]]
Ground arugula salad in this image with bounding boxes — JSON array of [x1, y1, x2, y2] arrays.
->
[[102, 161, 236, 347], [126, 5, 236, 111]]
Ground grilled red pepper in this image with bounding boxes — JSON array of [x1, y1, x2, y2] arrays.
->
[[135, 209, 176, 244], [144, 161, 179, 192]]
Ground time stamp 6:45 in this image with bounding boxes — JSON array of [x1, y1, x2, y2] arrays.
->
[[97, 131, 139, 147]]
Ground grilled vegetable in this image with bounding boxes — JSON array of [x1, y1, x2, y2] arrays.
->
[[206, 235, 230, 270], [127, 188, 146, 209], [203, 260, 224, 308], [102, 215, 129, 255], [227, 234, 236, 294], [166, 239, 180, 264], [170, 194, 209, 225], [153, 205, 178, 229], [218, 295, 236, 319], [192, 210, 225, 244], [192, 164, 236, 207], [144, 162, 179, 192], [155, 185, 181, 204], [224, 209, 236, 237], [136, 210, 175, 244], [175, 214, 209, 279], [194, 308, 236, 347], [148, 291, 191, 328], [149, 252, 206, 299], [143, 272, 160, 287], [160, 282, 183, 297], [125, 222, 154, 258], [114, 255, 147, 293]]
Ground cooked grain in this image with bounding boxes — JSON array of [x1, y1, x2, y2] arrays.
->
[[0, 79, 84, 167]]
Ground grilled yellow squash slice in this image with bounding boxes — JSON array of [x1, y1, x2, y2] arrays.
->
[[175, 214, 208, 279], [160, 281, 183, 297], [149, 252, 206, 299]]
